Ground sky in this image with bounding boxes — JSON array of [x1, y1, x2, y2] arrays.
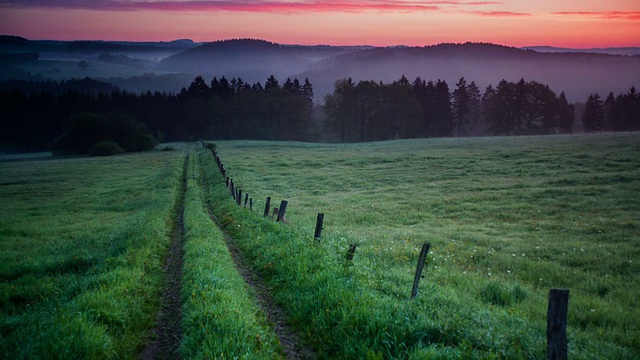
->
[[0, 1, 639, 48]]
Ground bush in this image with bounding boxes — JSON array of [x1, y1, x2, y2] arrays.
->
[[88, 141, 125, 156], [51, 112, 157, 155]]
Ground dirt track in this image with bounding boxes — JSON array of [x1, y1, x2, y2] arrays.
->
[[141, 153, 188, 360]]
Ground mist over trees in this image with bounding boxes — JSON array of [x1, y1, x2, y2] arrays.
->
[[323, 76, 592, 141], [322, 75, 639, 141], [181, 75, 314, 140]]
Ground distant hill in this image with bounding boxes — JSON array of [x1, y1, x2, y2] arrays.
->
[[157, 40, 640, 102], [299, 42, 640, 102], [0, 35, 30, 45], [523, 46, 640, 56], [156, 39, 361, 82], [2, 36, 639, 102], [0, 36, 200, 61]]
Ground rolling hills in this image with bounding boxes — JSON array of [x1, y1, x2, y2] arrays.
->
[[2, 36, 639, 102]]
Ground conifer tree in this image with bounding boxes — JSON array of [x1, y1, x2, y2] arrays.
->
[[604, 92, 617, 131], [557, 91, 575, 134], [467, 81, 483, 135], [582, 93, 604, 132], [453, 77, 470, 136]]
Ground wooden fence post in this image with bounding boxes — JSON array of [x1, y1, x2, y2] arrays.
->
[[237, 189, 242, 206], [249, 198, 253, 210], [346, 244, 357, 261], [263, 197, 271, 217], [547, 288, 569, 360], [276, 200, 288, 222], [314, 213, 324, 240], [230, 180, 235, 199], [244, 193, 249, 207], [410, 243, 431, 299]]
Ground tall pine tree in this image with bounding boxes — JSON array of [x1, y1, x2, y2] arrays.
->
[[453, 77, 470, 136], [557, 91, 575, 134], [582, 93, 604, 132]]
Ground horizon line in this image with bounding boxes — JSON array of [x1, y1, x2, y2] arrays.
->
[[3, 35, 639, 50]]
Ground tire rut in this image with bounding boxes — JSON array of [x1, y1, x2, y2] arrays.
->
[[206, 207, 316, 360], [141, 153, 189, 360]]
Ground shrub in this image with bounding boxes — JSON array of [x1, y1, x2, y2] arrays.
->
[[88, 141, 125, 156], [51, 112, 157, 155]]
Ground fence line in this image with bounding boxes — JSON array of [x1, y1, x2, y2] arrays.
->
[[203, 141, 571, 357]]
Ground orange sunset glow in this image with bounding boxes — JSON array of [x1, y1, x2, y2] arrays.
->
[[0, 1, 639, 47]]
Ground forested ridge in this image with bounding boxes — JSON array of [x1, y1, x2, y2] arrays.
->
[[1, 74, 638, 153]]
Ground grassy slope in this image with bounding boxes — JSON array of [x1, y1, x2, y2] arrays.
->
[[1, 147, 289, 358], [181, 151, 283, 359], [210, 135, 640, 358], [0, 150, 184, 358]]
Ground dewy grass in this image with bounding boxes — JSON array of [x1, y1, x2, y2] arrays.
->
[[200, 149, 540, 359], [206, 135, 640, 359], [181, 151, 283, 359], [0, 149, 185, 358]]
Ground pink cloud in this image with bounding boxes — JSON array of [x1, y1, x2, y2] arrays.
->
[[553, 11, 640, 21], [0, 0, 502, 13], [470, 10, 531, 17]]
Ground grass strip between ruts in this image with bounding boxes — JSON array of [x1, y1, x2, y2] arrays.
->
[[181, 151, 283, 359]]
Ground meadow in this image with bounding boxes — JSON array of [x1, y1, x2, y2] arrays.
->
[[207, 134, 639, 358], [0, 149, 184, 357], [0, 146, 284, 358], [181, 152, 283, 358], [1, 134, 638, 358]]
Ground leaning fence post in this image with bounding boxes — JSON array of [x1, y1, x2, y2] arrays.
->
[[263, 197, 271, 217], [249, 198, 253, 211], [346, 244, 357, 261], [410, 242, 431, 299], [314, 213, 324, 240], [276, 200, 288, 222], [547, 288, 569, 360]]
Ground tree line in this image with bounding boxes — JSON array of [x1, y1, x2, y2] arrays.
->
[[323, 76, 638, 142], [0, 75, 638, 152], [582, 88, 640, 132], [0, 75, 314, 152]]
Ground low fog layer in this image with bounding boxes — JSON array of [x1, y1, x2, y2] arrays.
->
[[1, 36, 639, 103]]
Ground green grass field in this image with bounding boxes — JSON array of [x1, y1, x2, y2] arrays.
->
[[209, 134, 639, 358], [2, 134, 638, 358], [0, 150, 185, 357], [0, 146, 285, 358], [182, 152, 283, 358]]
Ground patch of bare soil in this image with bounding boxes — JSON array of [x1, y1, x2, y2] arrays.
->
[[207, 208, 316, 360], [141, 155, 188, 360]]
